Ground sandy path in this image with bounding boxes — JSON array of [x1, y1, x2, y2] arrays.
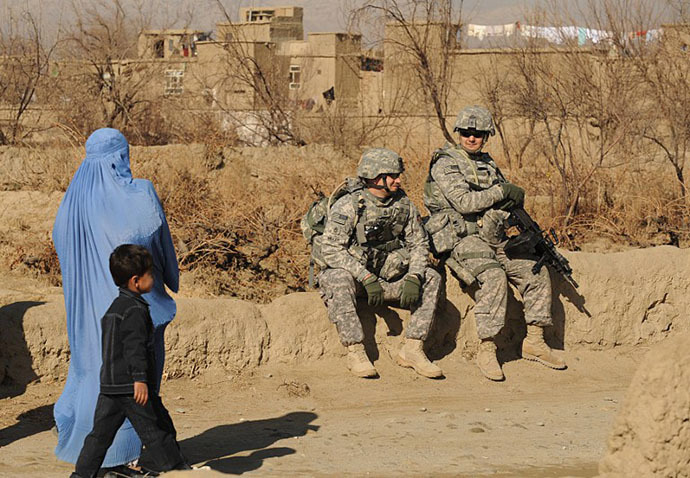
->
[[0, 347, 643, 477]]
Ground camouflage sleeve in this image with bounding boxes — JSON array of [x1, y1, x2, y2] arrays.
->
[[431, 156, 504, 214], [320, 195, 370, 282], [404, 202, 429, 278]]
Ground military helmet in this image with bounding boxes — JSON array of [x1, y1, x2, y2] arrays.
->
[[356, 148, 404, 179], [453, 105, 496, 136]]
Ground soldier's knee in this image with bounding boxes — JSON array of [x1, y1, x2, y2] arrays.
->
[[320, 268, 356, 289], [535, 267, 552, 287]]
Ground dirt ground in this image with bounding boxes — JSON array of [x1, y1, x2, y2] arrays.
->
[[0, 329, 643, 477]]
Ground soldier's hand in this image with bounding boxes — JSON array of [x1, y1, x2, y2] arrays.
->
[[500, 183, 525, 206], [362, 274, 384, 306], [399, 274, 422, 308]]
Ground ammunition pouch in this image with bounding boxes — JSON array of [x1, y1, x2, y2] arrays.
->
[[423, 211, 471, 256]]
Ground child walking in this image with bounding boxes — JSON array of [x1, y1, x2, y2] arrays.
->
[[71, 244, 190, 478]]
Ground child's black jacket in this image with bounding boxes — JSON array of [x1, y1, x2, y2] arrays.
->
[[100, 288, 156, 395]]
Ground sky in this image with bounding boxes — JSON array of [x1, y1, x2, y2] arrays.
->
[[0, 0, 676, 40], [0, 0, 540, 36]]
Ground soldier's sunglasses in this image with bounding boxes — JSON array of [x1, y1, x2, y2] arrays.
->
[[387, 173, 401, 179], [458, 130, 485, 138]]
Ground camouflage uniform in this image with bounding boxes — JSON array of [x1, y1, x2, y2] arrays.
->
[[424, 107, 552, 340], [318, 150, 442, 347]]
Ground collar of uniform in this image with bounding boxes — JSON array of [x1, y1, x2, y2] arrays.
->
[[119, 287, 150, 307]]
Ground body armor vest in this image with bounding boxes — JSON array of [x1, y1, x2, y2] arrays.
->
[[423, 146, 505, 246], [349, 189, 410, 275]]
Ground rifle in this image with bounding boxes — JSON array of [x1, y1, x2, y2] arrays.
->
[[495, 170, 579, 289]]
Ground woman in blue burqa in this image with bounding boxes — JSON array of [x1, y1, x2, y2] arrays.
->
[[53, 128, 179, 467]]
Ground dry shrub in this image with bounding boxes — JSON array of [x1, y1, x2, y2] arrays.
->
[[138, 103, 240, 147], [136, 143, 356, 302], [0, 235, 62, 286], [0, 146, 80, 192], [2, 140, 690, 303]]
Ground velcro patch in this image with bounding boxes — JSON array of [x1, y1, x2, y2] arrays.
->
[[332, 213, 348, 225], [444, 165, 461, 174]]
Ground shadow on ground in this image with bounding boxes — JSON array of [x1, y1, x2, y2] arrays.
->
[[179, 411, 318, 474], [0, 403, 54, 448]]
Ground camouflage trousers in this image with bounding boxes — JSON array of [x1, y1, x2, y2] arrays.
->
[[318, 267, 442, 346], [450, 235, 552, 340]]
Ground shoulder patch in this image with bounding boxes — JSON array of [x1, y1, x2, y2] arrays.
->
[[445, 164, 461, 173], [332, 213, 348, 225]]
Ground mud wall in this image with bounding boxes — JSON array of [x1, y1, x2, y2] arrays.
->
[[1, 246, 690, 385], [598, 332, 690, 477]]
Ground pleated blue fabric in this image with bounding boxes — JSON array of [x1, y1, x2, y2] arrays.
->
[[52, 128, 179, 466]]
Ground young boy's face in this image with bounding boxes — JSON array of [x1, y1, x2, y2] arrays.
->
[[129, 270, 154, 294]]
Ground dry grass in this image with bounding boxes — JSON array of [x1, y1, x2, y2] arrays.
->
[[133, 143, 357, 301], [1, 138, 689, 302]]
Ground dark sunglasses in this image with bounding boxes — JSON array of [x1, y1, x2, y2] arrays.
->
[[387, 173, 401, 179], [458, 130, 485, 139]]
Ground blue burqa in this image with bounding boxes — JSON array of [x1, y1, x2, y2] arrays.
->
[[53, 128, 179, 465]]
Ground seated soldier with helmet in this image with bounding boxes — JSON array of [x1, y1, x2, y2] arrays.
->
[[317, 148, 444, 379], [423, 105, 566, 381]]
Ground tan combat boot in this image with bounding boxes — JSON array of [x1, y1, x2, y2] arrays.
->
[[396, 338, 444, 378], [521, 325, 567, 369], [346, 343, 378, 378], [477, 339, 504, 381]]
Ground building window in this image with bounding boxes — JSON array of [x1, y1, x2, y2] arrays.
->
[[289, 65, 301, 89], [247, 9, 274, 22], [165, 69, 184, 95], [154, 39, 164, 58]]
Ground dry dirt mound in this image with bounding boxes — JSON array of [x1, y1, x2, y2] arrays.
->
[[598, 332, 690, 477], [2, 246, 690, 386]]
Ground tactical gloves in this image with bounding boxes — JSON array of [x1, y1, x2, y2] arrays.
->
[[399, 274, 422, 308], [500, 183, 525, 207], [362, 274, 384, 306]]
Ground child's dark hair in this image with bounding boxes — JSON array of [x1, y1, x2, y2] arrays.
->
[[109, 244, 154, 287]]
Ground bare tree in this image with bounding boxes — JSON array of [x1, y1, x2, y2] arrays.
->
[[476, 53, 536, 169], [494, 1, 640, 226], [665, 0, 690, 21], [202, 0, 305, 146], [621, 17, 690, 199], [350, 0, 463, 144], [0, 9, 57, 144], [56, 0, 171, 142]]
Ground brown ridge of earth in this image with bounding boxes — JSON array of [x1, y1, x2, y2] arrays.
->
[[1, 246, 690, 476]]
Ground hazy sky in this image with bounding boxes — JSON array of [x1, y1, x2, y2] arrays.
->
[[0, 0, 540, 34], [1, 0, 674, 39]]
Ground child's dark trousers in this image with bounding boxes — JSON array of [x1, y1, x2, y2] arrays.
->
[[72, 393, 185, 478]]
